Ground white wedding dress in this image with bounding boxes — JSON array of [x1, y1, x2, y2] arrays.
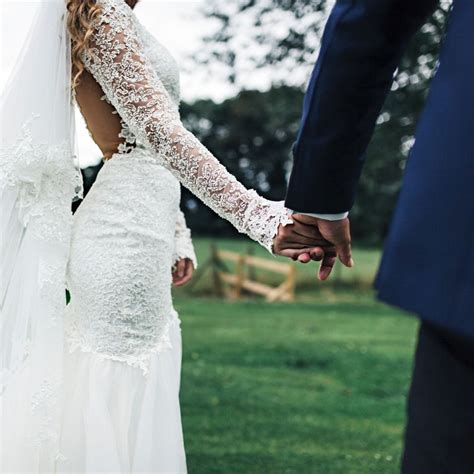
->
[[1, 0, 291, 472]]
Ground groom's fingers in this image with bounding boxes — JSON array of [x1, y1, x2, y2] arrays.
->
[[280, 225, 331, 247], [319, 253, 338, 281], [279, 249, 305, 260], [290, 219, 325, 240], [288, 236, 329, 247], [335, 240, 353, 268], [282, 241, 329, 250], [317, 218, 354, 268], [293, 214, 353, 267]]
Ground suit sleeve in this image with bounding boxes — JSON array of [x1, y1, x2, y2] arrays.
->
[[285, 0, 439, 214]]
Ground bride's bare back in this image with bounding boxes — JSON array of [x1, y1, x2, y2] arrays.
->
[[75, 71, 130, 160]]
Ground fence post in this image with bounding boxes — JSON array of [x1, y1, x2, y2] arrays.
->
[[287, 264, 296, 301], [233, 254, 246, 300], [246, 245, 257, 282], [211, 245, 297, 302], [211, 243, 223, 297]]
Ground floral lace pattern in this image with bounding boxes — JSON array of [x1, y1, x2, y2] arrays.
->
[[0, 116, 81, 452], [0, 117, 82, 244], [82, 0, 292, 253], [65, 148, 186, 375], [0, 117, 81, 379]]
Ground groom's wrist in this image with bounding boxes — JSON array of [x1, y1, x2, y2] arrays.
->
[[290, 210, 349, 221]]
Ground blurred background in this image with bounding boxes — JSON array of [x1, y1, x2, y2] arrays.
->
[[0, 1, 452, 472]]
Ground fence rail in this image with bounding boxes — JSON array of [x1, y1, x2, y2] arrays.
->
[[197, 245, 297, 302]]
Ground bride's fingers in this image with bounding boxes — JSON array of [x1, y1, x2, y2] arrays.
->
[[297, 253, 312, 263], [173, 260, 184, 278], [184, 260, 194, 280], [174, 273, 190, 286], [279, 248, 312, 260], [298, 247, 325, 263], [174, 259, 194, 286], [176, 274, 191, 286], [279, 247, 325, 262], [173, 260, 187, 285]]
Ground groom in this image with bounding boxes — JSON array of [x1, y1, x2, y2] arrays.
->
[[275, 0, 474, 472]]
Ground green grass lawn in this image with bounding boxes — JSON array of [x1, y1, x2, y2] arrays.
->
[[175, 296, 418, 474], [173, 238, 417, 473]]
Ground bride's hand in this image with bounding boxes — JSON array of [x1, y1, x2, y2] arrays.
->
[[172, 258, 194, 287]]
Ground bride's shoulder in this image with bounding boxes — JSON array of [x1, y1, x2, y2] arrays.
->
[[94, 0, 135, 24]]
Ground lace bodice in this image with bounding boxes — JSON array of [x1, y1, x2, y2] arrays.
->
[[82, 0, 292, 252]]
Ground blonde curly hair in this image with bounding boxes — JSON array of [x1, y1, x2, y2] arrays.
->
[[66, 0, 139, 89], [66, 0, 102, 89]]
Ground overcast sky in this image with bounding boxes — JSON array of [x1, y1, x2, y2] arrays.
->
[[0, 0, 291, 166]]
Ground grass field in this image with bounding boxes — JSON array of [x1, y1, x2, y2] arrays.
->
[[173, 239, 419, 473]]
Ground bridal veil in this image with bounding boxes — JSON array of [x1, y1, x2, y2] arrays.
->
[[0, 0, 81, 468]]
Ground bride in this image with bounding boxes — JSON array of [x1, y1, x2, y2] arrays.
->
[[0, 0, 327, 471]]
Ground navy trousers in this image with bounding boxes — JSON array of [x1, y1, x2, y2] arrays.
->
[[402, 322, 474, 473]]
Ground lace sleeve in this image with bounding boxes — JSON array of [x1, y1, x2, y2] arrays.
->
[[81, 0, 292, 253], [173, 209, 197, 269]]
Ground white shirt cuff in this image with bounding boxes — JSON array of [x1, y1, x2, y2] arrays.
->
[[290, 210, 349, 221]]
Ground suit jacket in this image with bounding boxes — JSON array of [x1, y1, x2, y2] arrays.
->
[[285, 0, 474, 336]]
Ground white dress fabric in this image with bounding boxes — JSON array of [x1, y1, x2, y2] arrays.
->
[[2, 0, 293, 471], [61, 149, 191, 472]]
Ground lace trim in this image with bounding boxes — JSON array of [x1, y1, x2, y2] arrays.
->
[[65, 311, 181, 377], [243, 192, 294, 252]]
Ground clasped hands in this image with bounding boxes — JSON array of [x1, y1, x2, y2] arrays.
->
[[273, 214, 353, 280]]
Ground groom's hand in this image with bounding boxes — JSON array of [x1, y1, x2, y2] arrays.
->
[[272, 219, 334, 269], [292, 214, 354, 271]]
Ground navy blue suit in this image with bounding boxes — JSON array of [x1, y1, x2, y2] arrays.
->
[[286, 0, 474, 338], [286, 1, 474, 470]]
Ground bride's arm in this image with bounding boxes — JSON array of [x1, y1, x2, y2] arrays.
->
[[81, 1, 292, 252], [173, 209, 197, 270]]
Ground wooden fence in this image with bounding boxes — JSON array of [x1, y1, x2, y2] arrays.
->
[[191, 244, 296, 302]]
